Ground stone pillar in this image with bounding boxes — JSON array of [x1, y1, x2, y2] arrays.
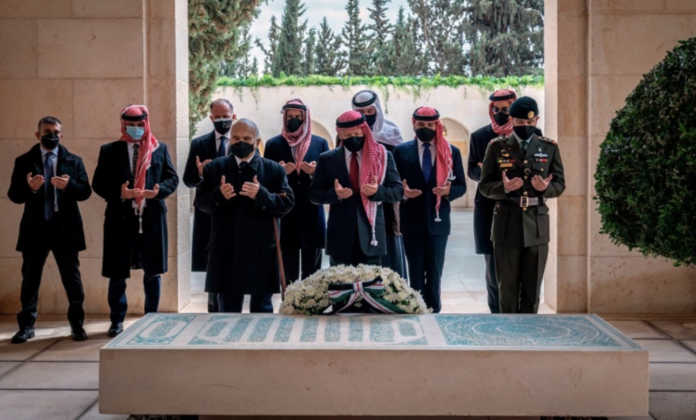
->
[[0, 0, 190, 316]]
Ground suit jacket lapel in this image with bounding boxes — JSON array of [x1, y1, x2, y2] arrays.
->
[[279, 136, 295, 163], [31, 144, 43, 176], [204, 131, 218, 159], [524, 135, 541, 161], [335, 146, 351, 187]]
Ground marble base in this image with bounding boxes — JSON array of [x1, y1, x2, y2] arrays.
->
[[100, 313, 648, 417]]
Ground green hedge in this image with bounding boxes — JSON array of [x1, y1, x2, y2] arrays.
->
[[594, 38, 696, 266]]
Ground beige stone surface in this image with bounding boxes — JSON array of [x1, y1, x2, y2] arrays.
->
[[554, 77, 587, 137], [556, 15, 588, 77], [0, 337, 58, 361], [0, 361, 98, 389], [556, 196, 587, 256], [590, 0, 666, 14], [665, 0, 696, 13], [555, 255, 588, 313], [79, 401, 130, 420], [683, 340, 696, 353], [556, 136, 588, 197], [651, 321, 696, 340], [0, 79, 74, 139], [72, 0, 142, 18], [588, 74, 643, 137], [0, 19, 38, 78], [0, 390, 98, 420], [73, 80, 145, 140], [649, 392, 696, 420], [634, 340, 696, 363], [33, 337, 109, 362], [37, 19, 144, 79], [649, 363, 696, 391], [0, 0, 71, 18], [0, 361, 19, 376], [608, 321, 667, 339]]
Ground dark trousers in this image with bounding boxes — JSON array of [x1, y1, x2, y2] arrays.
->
[[218, 293, 273, 313], [17, 219, 85, 331], [494, 242, 549, 314], [282, 248, 322, 283], [403, 234, 448, 313], [208, 292, 219, 313], [329, 229, 382, 267], [484, 254, 500, 314], [108, 274, 161, 324]]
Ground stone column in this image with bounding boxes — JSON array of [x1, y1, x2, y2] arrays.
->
[[0, 0, 190, 316]]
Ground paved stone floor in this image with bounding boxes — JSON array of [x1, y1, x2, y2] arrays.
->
[[0, 210, 694, 419]]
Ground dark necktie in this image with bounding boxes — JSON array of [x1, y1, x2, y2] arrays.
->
[[132, 144, 139, 176], [44, 153, 55, 220], [218, 136, 226, 157], [350, 152, 360, 194], [521, 139, 529, 155], [422, 143, 432, 182]]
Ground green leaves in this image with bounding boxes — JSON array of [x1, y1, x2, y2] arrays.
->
[[595, 37, 696, 266]]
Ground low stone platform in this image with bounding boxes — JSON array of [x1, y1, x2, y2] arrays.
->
[[99, 313, 648, 417]]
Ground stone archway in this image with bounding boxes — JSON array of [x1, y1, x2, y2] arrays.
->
[[440, 117, 473, 208], [311, 120, 334, 148]]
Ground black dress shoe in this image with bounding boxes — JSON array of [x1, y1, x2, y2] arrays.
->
[[11, 328, 35, 344], [72, 329, 88, 341], [107, 323, 124, 337]]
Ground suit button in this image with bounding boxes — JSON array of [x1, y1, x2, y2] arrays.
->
[[541, 168, 544, 172], [524, 160, 528, 164], [494, 212, 498, 215], [523, 208, 528, 212], [523, 191, 528, 196], [524, 176, 528, 180]]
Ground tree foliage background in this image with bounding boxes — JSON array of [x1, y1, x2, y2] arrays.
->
[[594, 38, 696, 266]]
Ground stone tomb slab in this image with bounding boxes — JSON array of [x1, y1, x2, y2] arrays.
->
[[100, 313, 648, 417]]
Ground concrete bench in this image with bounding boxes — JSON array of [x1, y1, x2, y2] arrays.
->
[[100, 313, 648, 418]]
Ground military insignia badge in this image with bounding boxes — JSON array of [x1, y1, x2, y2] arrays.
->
[[527, 110, 535, 119]]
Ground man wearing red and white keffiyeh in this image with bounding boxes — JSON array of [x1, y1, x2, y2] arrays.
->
[[392, 106, 467, 313], [309, 110, 403, 267]]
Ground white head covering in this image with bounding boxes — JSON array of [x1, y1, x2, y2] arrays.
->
[[351, 89, 403, 148]]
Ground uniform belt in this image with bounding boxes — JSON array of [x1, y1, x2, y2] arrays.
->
[[504, 197, 547, 208]]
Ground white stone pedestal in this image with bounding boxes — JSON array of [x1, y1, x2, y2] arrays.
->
[[100, 313, 648, 417]]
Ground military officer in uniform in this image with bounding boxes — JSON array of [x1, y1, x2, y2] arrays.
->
[[479, 97, 565, 314]]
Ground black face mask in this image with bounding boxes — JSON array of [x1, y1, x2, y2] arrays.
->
[[493, 113, 510, 126], [364, 114, 377, 128], [230, 141, 255, 159], [513, 125, 536, 140], [213, 119, 232, 135], [40, 134, 60, 150], [415, 127, 436, 143], [286, 118, 303, 133], [342, 136, 365, 152]]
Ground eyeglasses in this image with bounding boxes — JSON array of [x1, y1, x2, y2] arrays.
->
[[491, 106, 510, 115]]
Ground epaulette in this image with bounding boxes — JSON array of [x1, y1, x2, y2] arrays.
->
[[490, 135, 507, 144], [539, 136, 557, 146]]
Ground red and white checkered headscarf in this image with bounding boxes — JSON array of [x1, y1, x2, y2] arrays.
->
[[489, 89, 517, 136], [336, 110, 387, 246], [280, 98, 312, 174], [413, 106, 453, 222], [119, 104, 159, 215]]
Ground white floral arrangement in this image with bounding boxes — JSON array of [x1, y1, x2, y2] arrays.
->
[[279, 264, 430, 316]]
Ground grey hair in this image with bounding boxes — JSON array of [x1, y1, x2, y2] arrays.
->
[[234, 118, 260, 139]]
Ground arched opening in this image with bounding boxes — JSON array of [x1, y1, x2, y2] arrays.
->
[[440, 117, 473, 208], [311, 120, 334, 148]]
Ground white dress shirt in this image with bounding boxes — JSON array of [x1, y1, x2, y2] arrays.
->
[[344, 148, 362, 174], [40, 146, 58, 211], [417, 139, 436, 169], [216, 130, 231, 156]]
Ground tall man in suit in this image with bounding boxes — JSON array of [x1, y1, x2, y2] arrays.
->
[[468, 90, 543, 313], [92, 105, 179, 336], [197, 119, 294, 313], [393, 107, 467, 313], [183, 98, 236, 312], [264, 99, 329, 283], [8, 116, 92, 343], [480, 97, 565, 313], [309, 111, 403, 267]]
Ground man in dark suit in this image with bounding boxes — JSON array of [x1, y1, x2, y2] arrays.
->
[[92, 105, 179, 336], [197, 119, 294, 313], [393, 107, 467, 313], [8, 116, 91, 343], [309, 111, 403, 267], [183, 98, 236, 312], [468, 90, 542, 313], [264, 99, 329, 283]]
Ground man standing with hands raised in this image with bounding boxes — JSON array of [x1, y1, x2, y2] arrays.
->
[[93, 105, 179, 336], [479, 97, 565, 314], [184, 98, 236, 312], [197, 119, 294, 313]]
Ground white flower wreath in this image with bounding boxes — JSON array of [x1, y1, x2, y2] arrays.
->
[[279, 264, 430, 316]]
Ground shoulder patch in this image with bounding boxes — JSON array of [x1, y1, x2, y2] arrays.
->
[[490, 135, 507, 144], [540, 136, 557, 146]]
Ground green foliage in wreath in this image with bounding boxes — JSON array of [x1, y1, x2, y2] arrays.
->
[[594, 38, 696, 266]]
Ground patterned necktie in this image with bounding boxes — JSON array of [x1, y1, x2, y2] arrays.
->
[[132, 144, 139, 176], [350, 152, 360, 194], [218, 136, 226, 157], [44, 153, 55, 220], [422, 143, 432, 182]]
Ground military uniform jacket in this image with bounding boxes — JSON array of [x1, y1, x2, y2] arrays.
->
[[479, 133, 565, 248]]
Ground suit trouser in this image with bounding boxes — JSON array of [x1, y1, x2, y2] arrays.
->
[[494, 242, 549, 314], [17, 219, 85, 331], [402, 234, 448, 314], [208, 292, 219, 313], [329, 229, 382, 267], [218, 293, 273, 313], [282, 248, 323, 283], [484, 254, 500, 314]]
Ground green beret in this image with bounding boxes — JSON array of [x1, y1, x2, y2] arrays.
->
[[509, 96, 539, 120]]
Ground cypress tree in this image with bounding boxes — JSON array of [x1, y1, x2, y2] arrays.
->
[[385, 6, 423, 76], [255, 15, 280, 75], [314, 17, 345, 76], [342, 0, 372, 76], [302, 27, 316, 75], [273, 0, 307, 77], [463, 0, 544, 77], [367, 0, 392, 75], [218, 24, 255, 78]]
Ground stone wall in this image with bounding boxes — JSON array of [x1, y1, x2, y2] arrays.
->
[[545, 0, 696, 314], [195, 85, 546, 208], [0, 0, 190, 316]]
